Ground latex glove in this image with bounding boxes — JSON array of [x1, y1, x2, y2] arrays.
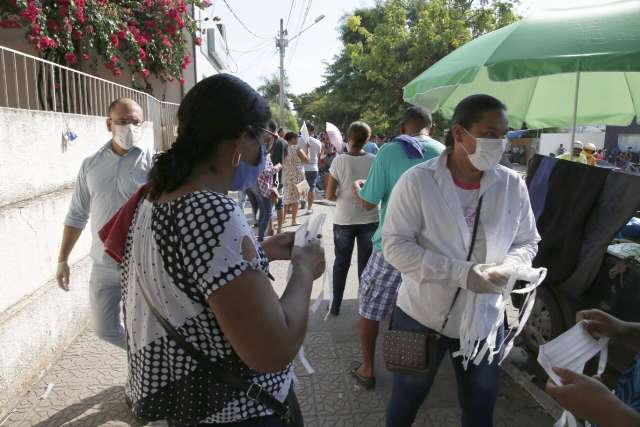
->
[[56, 261, 70, 291], [466, 264, 505, 294], [484, 264, 514, 288]]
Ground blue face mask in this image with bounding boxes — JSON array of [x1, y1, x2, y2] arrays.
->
[[230, 143, 267, 191]]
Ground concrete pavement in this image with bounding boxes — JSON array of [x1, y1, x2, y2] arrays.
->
[[2, 202, 554, 426]]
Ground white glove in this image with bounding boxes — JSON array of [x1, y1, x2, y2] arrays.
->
[[466, 264, 506, 294], [484, 264, 514, 288], [56, 261, 70, 291]]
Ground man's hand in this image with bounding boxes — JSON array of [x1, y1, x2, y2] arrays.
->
[[546, 367, 623, 427], [577, 309, 628, 340], [56, 261, 71, 291], [261, 232, 295, 261]]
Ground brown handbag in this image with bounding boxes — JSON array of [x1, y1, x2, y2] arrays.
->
[[383, 196, 483, 376]]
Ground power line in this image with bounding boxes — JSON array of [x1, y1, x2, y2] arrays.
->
[[288, 0, 312, 63], [221, 0, 270, 40], [229, 40, 271, 55], [285, 0, 296, 29]]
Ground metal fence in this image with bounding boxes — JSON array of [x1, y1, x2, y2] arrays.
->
[[0, 44, 179, 151]]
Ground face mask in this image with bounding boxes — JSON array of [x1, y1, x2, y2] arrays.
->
[[113, 124, 143, 150], [537, 321, 609, 427], [230, 144, 266, 191], [461, 128, 506, 171]]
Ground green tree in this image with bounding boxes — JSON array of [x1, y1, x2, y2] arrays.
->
[[293, 0, 520, 137], [258, 73, 298, 131]]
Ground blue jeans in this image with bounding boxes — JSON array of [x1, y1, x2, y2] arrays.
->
[[251, 189, 273, 242], [89, 265, 126, 349], [386, 308, 503, 427], [332, 222, 377, 311]]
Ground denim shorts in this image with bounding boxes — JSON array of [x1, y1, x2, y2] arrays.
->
[[305, 170, 319, 192]]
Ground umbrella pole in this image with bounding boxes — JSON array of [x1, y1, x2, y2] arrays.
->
[[569, 68, 581, 160]]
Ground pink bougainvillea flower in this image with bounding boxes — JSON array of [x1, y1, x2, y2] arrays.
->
[[145, 0, 153, 8], [195, 36, 202, 46], [113, 67, 122, 77], [117, 30, 127, 40], [142, 68, 150, 78], [139, 48, 148, 61], [21, 3, 39, 23], [144, 19, 157, 29], [179, 76, 185, 85], [82, 52, 90, 61], [46, 19, 60, 31], [165, 24, 177, 36], [181, 54, 191, 69], [110, 55, 119, 63], [64, 52, 78, 64], [72, 30, 83, 41], [162, 36, 172, 48], [31, 23, 41, 35], [111, 34, 119, 48]]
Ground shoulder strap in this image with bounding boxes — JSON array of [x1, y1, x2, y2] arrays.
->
[[137, 282, 289, 417], [440, 195, 483, 332]]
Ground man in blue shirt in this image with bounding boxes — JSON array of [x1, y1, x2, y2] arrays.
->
[[56, 98, 153, 349], [350, 107, 445, 388], [363, 139, 380, 155]]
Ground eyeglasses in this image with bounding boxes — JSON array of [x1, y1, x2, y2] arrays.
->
[[112, 119, 142, 127], [248, 126, 278, 145]]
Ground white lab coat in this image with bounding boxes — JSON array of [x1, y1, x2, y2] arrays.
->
[[381, 152, 540, 339]]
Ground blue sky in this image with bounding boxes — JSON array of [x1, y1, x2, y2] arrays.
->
[[211, 0, 617, 95]]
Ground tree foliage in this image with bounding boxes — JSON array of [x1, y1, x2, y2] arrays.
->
[[258, 72, 298, 131], [292, 0, 519, 136]]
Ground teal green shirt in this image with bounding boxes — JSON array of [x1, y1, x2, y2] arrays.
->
[[358, 135, 445, 253]]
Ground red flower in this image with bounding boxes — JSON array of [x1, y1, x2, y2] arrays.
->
[[64, 52, 78, 64], [111, 34, 119, 48], [179, 76, 185, 85], [0, 20, 22, 29], [46, 19, 60, 32], [72, 30, 83, 41], [110, 55, 119, 63], [181, 54, 192, 69], [117, 30, 127, 40], [144, 20, 157, 29], [195, 36, 202, 46], [41, 36, 57, 49], [165, 24, 177, 36], [142, 68, 150, 78], [82, 52, 90, 61], [162, 36, 172, 48], [135, 34, 148, 47], [113, 67, 122, 77], [31, 23, 41, 35], [21, 4, 39, 23], [145, 0, 153, 8], [139, 48, 148, 61]]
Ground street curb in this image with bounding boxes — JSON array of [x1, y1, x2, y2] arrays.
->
[[502, 360, 564, 420]]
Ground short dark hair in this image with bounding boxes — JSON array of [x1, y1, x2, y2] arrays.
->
[[277, 127, 284, 133], [108, 98, 142, 116], [284, 132, 298, 142], [376, 133, 385, 139], [402, 107, 432, 129], [306, 122, 315, 132], [348, 121, 371, 150], [268, 120, 277, 133], [445, 94, 507, 147]]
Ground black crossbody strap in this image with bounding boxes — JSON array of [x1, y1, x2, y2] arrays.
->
[[440, 195, 483, 332], [138, 282, 289, 416]]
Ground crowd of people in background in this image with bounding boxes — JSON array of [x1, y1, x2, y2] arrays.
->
[[55, 73, 640, 427]]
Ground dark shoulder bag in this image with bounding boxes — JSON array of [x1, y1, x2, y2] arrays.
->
[[383, 196, 483, 376]]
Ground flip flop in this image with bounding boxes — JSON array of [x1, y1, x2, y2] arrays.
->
[[350, 363, 376, 390]]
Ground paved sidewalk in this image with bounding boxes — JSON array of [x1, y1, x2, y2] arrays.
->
[[3, 203, 553, 426]]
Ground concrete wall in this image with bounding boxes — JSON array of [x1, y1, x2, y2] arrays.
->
[[538, 132, 606, 156], [0, 108, 154, 418]]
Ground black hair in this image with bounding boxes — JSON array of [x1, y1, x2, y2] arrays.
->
[[401, 107, 432, 129], [268, 119, 277, 133], [284, 132, 298, 142], [348, 121, 371, 150], [306, 122, 316, 132], [148, 74, 270, 200], [444, 94, 507, 147]]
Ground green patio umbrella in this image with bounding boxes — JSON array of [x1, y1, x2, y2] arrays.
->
[[404, 0, 640, 142]]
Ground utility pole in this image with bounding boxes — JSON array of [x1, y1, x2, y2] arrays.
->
[[276, 18, 288, 130]]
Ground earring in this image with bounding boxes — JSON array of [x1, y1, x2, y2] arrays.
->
[[232, 151, 241, 167]]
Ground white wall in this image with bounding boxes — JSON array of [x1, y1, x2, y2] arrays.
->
[[538, 132, 606, 156], [0, 108, 154, 419], [0, 108, 154, 207]]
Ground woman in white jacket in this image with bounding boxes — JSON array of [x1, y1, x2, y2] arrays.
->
[[381, 94, 540, 427]]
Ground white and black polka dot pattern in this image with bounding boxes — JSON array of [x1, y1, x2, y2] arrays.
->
[[121, 191, 291, 424]]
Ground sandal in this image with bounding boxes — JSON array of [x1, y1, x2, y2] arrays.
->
[[350, 363, 376, 390]]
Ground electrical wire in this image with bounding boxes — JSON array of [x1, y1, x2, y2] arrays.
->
[[285, 0, 296, 30], [288, 0, 312, 63], [229, 40, 272, 55], [221, 0, 270, 40]]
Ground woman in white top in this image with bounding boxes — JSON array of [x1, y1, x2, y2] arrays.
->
[[325, 121, 379, 315], [381, 95, 540, 427]]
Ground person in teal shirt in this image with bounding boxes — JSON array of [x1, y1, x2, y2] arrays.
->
[[350, 107, 445, 388]]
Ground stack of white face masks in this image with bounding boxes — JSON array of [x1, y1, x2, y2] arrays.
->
[[537, 321, 609, 427], [454, 265, 547, 369], [286, 214, 327, 377]]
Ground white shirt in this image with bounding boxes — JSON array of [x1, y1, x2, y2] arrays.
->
[[381, 151, 540, 339], [298, 136, 322, 172], [329, 153, 379, 225]]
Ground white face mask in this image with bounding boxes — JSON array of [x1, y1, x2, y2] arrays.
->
[[113, 123, 143, 150], [537, 321, 609, 427], [461, 128, 506, 171]]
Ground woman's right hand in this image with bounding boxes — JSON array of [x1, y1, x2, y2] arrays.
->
[[291, 241, 325, 281]]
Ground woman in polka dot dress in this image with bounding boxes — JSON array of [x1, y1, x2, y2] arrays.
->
[[121, 74, 325, 426]]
